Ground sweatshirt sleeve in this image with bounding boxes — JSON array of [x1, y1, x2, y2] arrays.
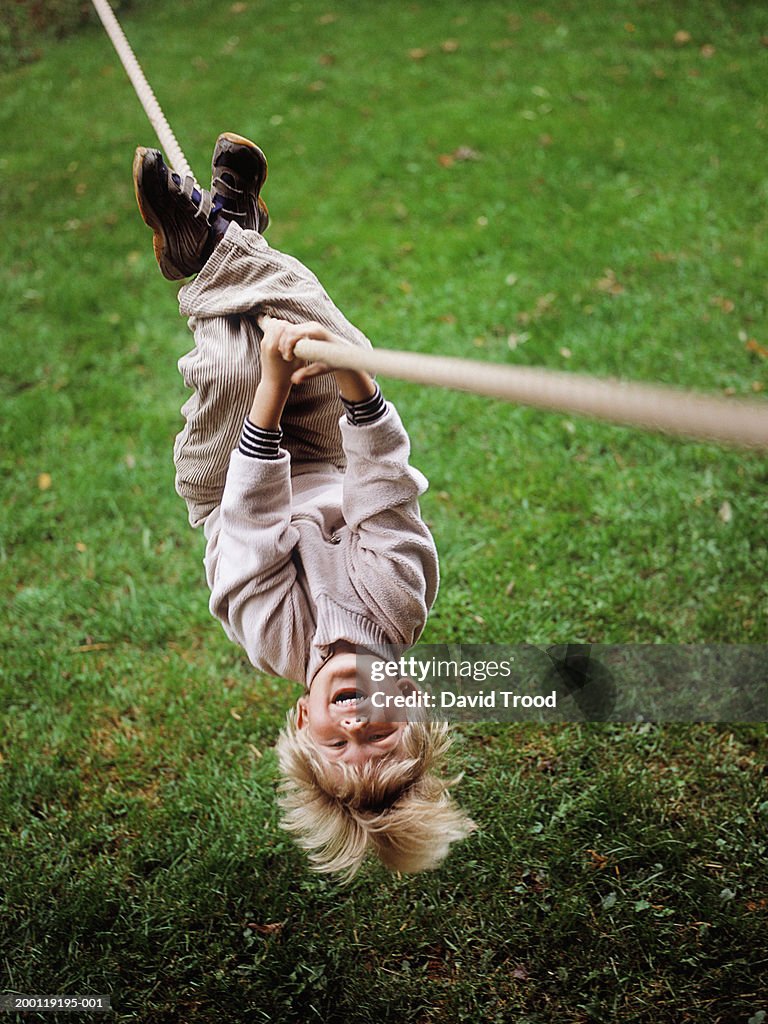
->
[[339, 404, 439, 646], [203, 449, 312, 682]]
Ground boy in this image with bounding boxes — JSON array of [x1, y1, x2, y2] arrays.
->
[[132, 136, 474, 877]]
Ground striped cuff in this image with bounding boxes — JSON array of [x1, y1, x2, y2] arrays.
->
[[238, 418, 283, 460], [340, 383, 387, 426]]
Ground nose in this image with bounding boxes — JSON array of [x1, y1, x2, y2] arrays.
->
[[341, 714, 368, 732]]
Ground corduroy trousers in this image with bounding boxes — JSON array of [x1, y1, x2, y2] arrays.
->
[[173, 223, 372, 526]]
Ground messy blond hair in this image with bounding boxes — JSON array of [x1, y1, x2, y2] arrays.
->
[[275, 710, 476, 879]]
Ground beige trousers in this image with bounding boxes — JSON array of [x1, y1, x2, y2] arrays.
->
[[172, 223, 372, 526]]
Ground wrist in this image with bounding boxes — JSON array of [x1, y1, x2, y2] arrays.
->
[[335, 369, 376, 403], [249, 376, 291, 430]]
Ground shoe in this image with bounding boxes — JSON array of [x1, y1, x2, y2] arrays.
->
[[211, 132, 270, 232], [132, 147, 217, 280]]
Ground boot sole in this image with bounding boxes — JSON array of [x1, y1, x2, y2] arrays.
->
[[132, 147, 198, 280]]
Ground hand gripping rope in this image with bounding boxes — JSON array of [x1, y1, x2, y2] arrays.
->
[[92, 0, 768, 448]]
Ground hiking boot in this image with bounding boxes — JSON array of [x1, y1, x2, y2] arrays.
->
[[211, 132, 269, 232], [132, 147, 220, 280]]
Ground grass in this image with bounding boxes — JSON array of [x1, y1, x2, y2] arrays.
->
[[1, 0, 767, 1021]]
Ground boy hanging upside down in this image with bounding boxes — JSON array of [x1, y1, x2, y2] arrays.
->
[[132, 134, 474, 878]]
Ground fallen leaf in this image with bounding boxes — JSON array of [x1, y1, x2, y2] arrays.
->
[[745, 338, 768, 359], [587, 848, 608, 869], [438, 153, 454, 167], [76, 542, 87, 553], [674, 30, 692, 45], [308, 80, 326, 92], [452, 145, 481, 161], [560, 347, 572, 359], [230, 2, 247, 11], [511, 965, 529, 980], [441, 39, 459, 53], [595, 268, 624, 294], [718, 500, 733, 524], [317, 12, 337, 24], [38, 473, 52, 491], [246, 921, 285, 935], [710, 295, 735, 313], [408, 47, 428, 60], [507, 331, 530, 350], [700, 43, 716, 58], [230, 708, 243, 721]]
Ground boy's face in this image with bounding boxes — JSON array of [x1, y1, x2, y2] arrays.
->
[[297, 651, 411, 767]]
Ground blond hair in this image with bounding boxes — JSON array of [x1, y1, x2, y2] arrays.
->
[[275, 711, 476, 880]]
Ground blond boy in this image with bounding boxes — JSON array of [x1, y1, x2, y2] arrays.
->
[[132, 136, 474, 877]]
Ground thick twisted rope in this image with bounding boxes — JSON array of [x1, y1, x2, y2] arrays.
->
[[90, 0, 193, 179], [287, 335, 768, 449], [93, 0, 768, 448]]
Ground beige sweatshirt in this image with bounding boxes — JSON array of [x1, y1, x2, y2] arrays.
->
[[202, 404, 439, 685]]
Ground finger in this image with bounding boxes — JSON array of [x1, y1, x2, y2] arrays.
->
[[284, 321, 339, 346], [290, 361, 332, 385]]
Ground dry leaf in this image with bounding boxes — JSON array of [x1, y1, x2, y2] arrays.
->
[[408, 47, 428, 60], [38, 472, 52, 491], [507, 331, 530, 350], [587, 848, 608, 869], [317, 12, 338, 24], [452, 145, 481, 161], [718, 501, 733, 524], [710, 295, 735, 313], [441, 39, 459, 53], [438, 153, 454, 167], [700, 44, 716, 58], [674, 30, 692, 45], [745, 338, 768, 359], [595, 268, 624, 295], [76, 542, 87, 553], [246, 921, 285, 935]]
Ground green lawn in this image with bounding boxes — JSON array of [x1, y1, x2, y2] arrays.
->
[[1, 1, 766, 1021]]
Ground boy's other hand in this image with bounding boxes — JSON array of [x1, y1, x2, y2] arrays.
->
[[267, 319, 376, 402]]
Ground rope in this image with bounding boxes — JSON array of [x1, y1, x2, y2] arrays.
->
[[92, 0, 768, 449], [90, 0, 193, 179], [287, 335, 768, 449]]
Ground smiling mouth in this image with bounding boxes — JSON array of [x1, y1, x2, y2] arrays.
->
[[331, 688, 367, 706]]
